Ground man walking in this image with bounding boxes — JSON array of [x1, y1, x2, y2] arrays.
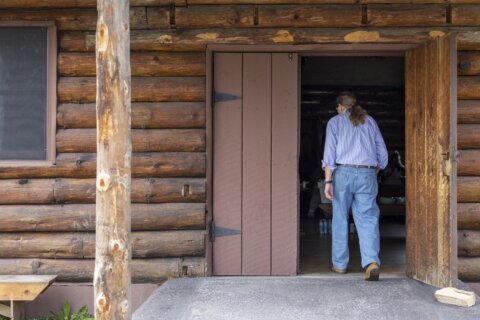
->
[[322, 91, 388, 281]]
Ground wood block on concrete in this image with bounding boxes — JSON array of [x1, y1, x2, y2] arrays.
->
[[435, 287, 476, 308]]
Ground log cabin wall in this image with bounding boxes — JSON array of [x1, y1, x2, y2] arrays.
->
[[457, 47, 480, 283], [0, 0, 479, 284]]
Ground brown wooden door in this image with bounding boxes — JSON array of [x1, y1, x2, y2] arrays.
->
[[212, 52, 299, 276], [405, 34, 457, 287]]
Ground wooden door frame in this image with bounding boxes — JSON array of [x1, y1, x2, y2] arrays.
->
[[205, 42, 457, 280]]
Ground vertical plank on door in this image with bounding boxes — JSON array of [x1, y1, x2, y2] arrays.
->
[[242, 53, 272, 275], [416, 43, 427, 283], [426, 38, 439, 284], [271, 53, 299, 275], [213, 53, 243, 275], [405, 47, 416, 279]]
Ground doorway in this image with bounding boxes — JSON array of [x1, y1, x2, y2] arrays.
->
[[298, 55, 406, 275], [208, 36, 457, 287]]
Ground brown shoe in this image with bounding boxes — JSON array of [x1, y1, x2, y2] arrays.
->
[[365, 263, 380, 281], [331, 266, 347, 274]]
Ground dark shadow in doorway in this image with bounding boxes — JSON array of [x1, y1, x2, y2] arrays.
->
[[298, 56, 406, 275]]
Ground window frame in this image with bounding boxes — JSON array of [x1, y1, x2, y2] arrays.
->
[[0, 21, 57, 166]]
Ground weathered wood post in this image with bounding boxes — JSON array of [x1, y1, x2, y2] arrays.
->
[[94, 0, 132, 319]]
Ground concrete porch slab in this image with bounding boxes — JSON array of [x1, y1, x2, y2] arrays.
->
[[134, 276, 480, 320]]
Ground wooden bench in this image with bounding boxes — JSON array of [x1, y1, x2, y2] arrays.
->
[[0, 275, 57, 320]]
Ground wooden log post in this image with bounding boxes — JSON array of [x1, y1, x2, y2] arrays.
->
[[94, 0, 132, 319]]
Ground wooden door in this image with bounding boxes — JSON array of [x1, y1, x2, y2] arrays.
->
[[405, 34, 457, 287], [212, 52, 299, 276]]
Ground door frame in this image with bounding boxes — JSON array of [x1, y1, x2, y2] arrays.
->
[[205, 42, 457, 281]]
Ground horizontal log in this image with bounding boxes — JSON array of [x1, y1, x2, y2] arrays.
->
[[363, 0, 478, 2], [452, 5, 480, 27], [458, 177, 480, 203], [0, 203, 205, 232], [458, 257, 480, 282], [458, 203, 480, 230], [458, 124, 480, 149], [59, 31, 206, 52], [59, 178, 206, 204], [188, 0, 358, 3], [57, 129, 206, 153], [188, 1, 452, 3], [458, 100, 480, 124], [458, 76, 480, 100], [59, 28, 480, 52], [0, 179, 54, 205], [0, 178, 205, 204], [0, 231, 204, 259], [0, 233, 86, 259], [0, 257, 204, 283], [0, 0, 185, 8], [58, 77, 205, 103], [152, 6, 255, 29], [458, 150, 480, 176], [458, 31, 480, 51], [131, 231, 205, 258], [367, 5, 446, 27], [259, 5, 362, 28], [458, 230, 480, 257], [0, 8, 149, 30], [58, 102, 205, 129], [458, 52, 480, 76], [58, 52, 205, 77], [0, 152, 206, 179]]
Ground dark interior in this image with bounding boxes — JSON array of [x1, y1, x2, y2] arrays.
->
[[299, 56, 406, 274]]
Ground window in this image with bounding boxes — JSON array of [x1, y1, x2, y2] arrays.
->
[[0, 22, 56, 165]]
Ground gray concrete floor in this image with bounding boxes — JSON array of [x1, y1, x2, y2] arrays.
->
[[134, 276, 480, 320]]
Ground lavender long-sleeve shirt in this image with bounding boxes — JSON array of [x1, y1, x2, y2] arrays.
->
[[322, 111, 388, 171]]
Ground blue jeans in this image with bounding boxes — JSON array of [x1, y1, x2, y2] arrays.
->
[[332, 166, 380, 269]]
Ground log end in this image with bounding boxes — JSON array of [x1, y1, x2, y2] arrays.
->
[[344, 31, 380, 43]]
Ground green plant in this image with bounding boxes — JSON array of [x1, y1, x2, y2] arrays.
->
[[49, 301, 93, 320]]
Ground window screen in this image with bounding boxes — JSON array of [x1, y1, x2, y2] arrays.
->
[[0, 27, 48, 160]]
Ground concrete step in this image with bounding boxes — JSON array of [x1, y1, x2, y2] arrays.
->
[[134, 276, 480, 320]]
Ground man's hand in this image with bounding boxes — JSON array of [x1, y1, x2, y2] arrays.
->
[[324, 183, 333, 201]]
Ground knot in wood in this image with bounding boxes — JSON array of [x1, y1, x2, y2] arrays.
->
[[97, 20, 109, 52], [97, 171, 111, 192], [124, 80, 130, 98], [459, 61, 471, 71], [96, 292, 109, 313], [110, 238, 126, 253]]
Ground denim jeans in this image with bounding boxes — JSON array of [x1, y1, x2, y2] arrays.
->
[[332, 166, 380, 269]]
